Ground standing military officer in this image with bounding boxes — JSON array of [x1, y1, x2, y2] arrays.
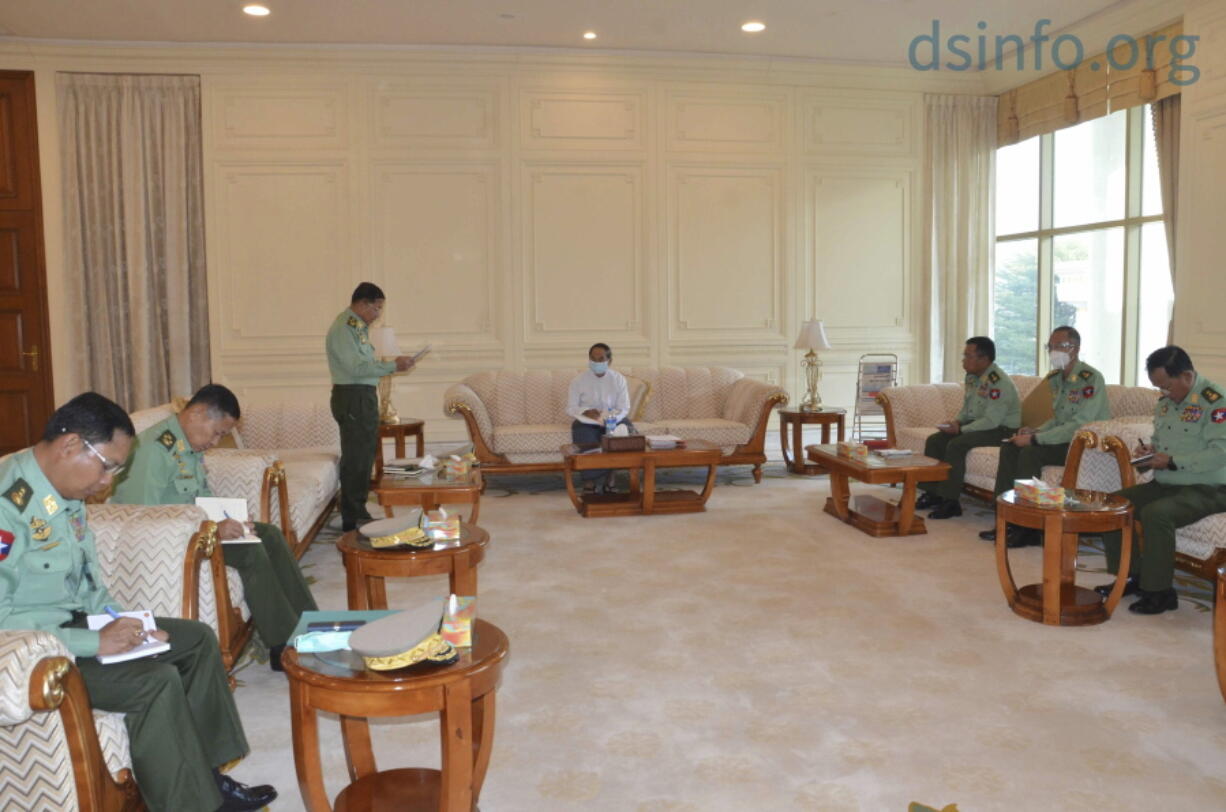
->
[[1092, 346, 1226, 614], [112, 383, 317, 670], [0, 393, 276, 812], [979, 326, 1111, 546], [326, 282, 416, 531], [916, 336, 1021, 519]]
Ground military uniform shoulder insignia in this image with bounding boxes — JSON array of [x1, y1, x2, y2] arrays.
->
[[29, 516, 50, 541], [1202, 387, 1222, 403], [1082, 385, 1096, 399], [989, 389, 1001, 400], [2, 479, 32, 513], [987, 371, 1000, 384], [0, 528, 11, 561], [347, 316, 360, 328], [1079, 369, 1092, 380], [1213, 407, 1226, 424], [157, 430, 177, 451]]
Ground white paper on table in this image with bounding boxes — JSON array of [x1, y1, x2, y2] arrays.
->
[[194, 497, 260, 544]]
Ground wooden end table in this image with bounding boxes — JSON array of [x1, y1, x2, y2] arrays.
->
[[561, 440, 722, 517], [284, 619, 508, 812], [780, 409, 846, 475], [373, 420, 426, 481], [337, 524, 489, 609], [805, 444, 950, 536], [372, 468, 483, 523], [995, 489, 1133, 626]]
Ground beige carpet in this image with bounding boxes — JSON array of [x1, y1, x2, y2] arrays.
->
[[225, 462, 1226, 811]]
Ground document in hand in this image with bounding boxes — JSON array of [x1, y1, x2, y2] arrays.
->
[[411, 343, 432, 363], [87, 610, 170, 664], [194, 497, 261, 544]]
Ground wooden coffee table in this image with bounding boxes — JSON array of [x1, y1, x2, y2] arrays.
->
[[805, 444, 950, 536], [779, 409, 846, 475], [995, 488, 1134, 626], [561, 440, 722, 517], [371, 467, 483, 523], [283, 619, 508, 812], [337, 524, 489, 609], [373, 419, 426, 481]]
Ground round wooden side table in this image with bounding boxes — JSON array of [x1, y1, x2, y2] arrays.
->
[[284, 619, 509, 812], [373, 420, 426, 481], [337, 523, 489, 609], [779, 408, 846, 474], [995, 489, 1134, 626]]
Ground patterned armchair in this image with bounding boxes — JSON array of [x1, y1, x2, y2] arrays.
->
[[444, 367, 788, 482], [0, 630, 140, 811]]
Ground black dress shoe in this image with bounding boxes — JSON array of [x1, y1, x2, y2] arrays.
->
[[1005, 528, 1042, 548], [978, 528, 997, 541], [1128, 588, 1179, 615], [915, 492, 941, 510], [215, 771, 277, 811], [928, 499, 962, 519], [1094, 576, 1140, 599], [269, 644, 285, 672]]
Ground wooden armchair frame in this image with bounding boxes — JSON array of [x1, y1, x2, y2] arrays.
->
[[28, 657, 143, 811], [179, 519, 251, 675], [1216, 567, 1226, 705]]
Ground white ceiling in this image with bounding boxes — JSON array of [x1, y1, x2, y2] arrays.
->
[[0, 0, 1140, 65]]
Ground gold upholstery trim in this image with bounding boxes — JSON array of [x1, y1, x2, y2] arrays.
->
[[197, 521, 219, 558], [40, 657, 72, 709]]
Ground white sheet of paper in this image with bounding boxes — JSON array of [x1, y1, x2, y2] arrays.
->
[[86, 610, 170, 664], [194, 497, 260, 544]]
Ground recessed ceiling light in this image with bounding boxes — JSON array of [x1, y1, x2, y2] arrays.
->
[[741, 21, 765, 33], [583, 31, 597, 40], [243, 4, 270, 16]]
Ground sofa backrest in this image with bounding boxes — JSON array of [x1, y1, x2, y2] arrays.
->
[[237, 401, 339, 450], [459, 366, 748, 427], [1105, 384, 1159, 418]]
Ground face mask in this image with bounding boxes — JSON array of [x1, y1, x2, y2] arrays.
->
[[589, 361, 609, 375], [1048, 350, 1071, 370]]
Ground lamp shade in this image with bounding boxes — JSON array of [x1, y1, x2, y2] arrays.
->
[[373, 326, 400, 357], [793, 320, 832, 351]]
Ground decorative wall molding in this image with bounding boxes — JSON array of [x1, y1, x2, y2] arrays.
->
[[520, 90, 647, 151], [211, 85, 349, 151], [369, 79, 501, 151]]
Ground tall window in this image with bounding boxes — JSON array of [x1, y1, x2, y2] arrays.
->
[[993, 105, 1170, 384]]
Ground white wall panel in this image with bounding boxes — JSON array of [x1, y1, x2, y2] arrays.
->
[[521, 91, 645, 151], [212, 86, 348, 151], [801, 92, 919, 159], [370, 81, 499, 150], [521, 164, 646, 344], [665, 89, 785, 153], [370, 162, 501, 348], [667, 165, 783, 342]]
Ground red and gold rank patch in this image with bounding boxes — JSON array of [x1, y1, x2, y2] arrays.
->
[[0, 529, 13, 561], [1082, 386, 1095, 398], [989, 389, 1001, 400], [1213, 408, 1226, 424]]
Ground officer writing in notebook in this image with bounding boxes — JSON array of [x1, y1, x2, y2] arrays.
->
[[112, 383, 316, 671], [0, 393, 276, 811]]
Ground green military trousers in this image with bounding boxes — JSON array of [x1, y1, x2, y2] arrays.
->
[[222, 522, 317, 647], [1102, 480, 1226, 592], [919, 427, 1012, 501], [74, 617, 248, 812], [330, 384, 380, 528], [993, 441, 1069, 496]]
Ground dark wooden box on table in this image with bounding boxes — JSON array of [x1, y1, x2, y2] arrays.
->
[[601, 434, 647, 452]]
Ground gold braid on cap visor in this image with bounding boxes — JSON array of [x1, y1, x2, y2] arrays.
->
[[368, 526, 432, 549], [362, 633, 458, 670]]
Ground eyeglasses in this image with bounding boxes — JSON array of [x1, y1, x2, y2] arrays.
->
[[82, 438, 125, 475], [1045, 342, 1076, 351]]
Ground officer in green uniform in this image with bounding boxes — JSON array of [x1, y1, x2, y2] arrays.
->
[[0, 393, 276, 812], [111, 384, 317, 670], [326, 282, 414, 531], [1093, 346, 1226, 615], [980, 326, 1112, 546], [917, 336, 1021, 519]]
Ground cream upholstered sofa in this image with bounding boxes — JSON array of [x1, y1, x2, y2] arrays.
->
[[128, 399, 339, 558], [877, 376, 1159, 498], [0, 505, 231, 811], [444, 367, 788, 482]]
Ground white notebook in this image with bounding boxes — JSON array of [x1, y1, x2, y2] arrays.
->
[[86, 610, 170, 664], [194, 497, 260, 544]]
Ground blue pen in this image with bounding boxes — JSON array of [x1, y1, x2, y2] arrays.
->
[[105, 605, 151, 644]]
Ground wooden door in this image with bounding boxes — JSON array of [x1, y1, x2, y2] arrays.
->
[[0, 71, 54, 455]]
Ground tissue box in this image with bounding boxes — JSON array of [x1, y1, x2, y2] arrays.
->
[[423, 510, 461, 541], [837, 442, 869, 461], [1014, 478, 1064, 506], [441, 595, 475, 648], [601, 434, 646, 452], [444, 457, 470, 477]]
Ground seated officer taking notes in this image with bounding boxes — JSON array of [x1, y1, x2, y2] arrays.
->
[[112, 383, 317, 671], [568, 342, 633, 494], [0, 393, 276, 812]]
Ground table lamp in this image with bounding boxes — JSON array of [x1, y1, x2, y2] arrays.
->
[[794, 319, 832, 412], [373, 325, 402, 425]]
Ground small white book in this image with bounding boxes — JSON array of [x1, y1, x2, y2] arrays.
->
[[194, 497, 261, 544], [86, 610, 170, 664], [647, 434, 683, 449]]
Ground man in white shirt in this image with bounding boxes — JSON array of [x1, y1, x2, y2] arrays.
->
[[568, 343, 633, 493]]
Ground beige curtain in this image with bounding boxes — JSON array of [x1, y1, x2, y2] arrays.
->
[[1151, 95, 1180, 290], [924, 94, 997, 382], [58, 73, 210, 410]]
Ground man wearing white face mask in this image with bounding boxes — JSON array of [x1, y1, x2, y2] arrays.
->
[[568, 343, 632, 493], [980, 326, 1110, 546]]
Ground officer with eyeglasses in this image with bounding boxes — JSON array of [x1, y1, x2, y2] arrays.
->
[[978, 325, 1110, 547], [0, 392, 277, 811]]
